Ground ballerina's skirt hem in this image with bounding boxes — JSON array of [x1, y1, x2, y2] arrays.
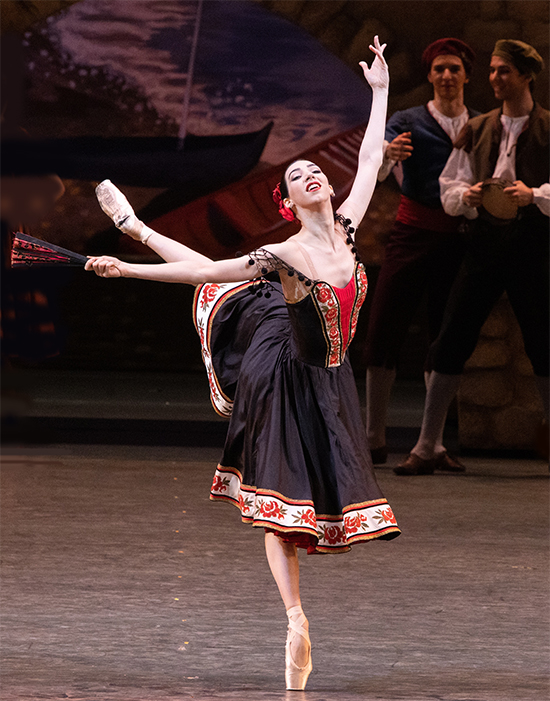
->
[[210, 465, 401, 554]]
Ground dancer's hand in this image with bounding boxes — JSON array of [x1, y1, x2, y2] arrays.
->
[[386, 132, 413, 161], [503, 180, 534, 207], [359, 36, 389, 91], [95, 180, 145, 240], [462, 181, 484, 208], [85, 255, 127, 278]]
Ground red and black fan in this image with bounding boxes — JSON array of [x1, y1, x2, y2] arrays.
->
[[11, 232, 87, 268]]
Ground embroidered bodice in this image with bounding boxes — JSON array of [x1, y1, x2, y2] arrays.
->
[[247, 249, 368, 368], [286, 262, 368, 367]]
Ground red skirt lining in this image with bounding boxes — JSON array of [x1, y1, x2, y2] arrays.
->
[[265, 527, 318, 554]]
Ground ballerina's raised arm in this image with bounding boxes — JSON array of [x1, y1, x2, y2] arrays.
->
[[338, 35, 389, 226]]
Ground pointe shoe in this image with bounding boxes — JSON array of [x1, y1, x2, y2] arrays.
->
[[95, 180, 145, 239], [285, 605, 312, 691]]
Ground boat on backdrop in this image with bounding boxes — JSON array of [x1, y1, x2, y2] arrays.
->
[[1, 123, 273, 189]]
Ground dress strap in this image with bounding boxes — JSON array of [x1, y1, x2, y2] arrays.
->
[[293, 241, 319, 281], [244, 247, 314, 301], [334, 213, 361, 262]]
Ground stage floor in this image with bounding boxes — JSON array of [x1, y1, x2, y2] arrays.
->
[[1, 444, 548, 701]]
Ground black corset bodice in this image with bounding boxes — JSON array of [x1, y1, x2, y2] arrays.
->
[[283, 263, 368, 368]]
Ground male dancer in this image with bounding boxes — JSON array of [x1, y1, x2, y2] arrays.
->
[[396, 39, 549, 475], [364, 38, 477, 468]]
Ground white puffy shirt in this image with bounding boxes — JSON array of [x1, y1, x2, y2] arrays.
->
[[440, 113, 550, 219]]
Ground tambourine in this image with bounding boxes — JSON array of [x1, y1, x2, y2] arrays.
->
[[480, 178, 518, 222]]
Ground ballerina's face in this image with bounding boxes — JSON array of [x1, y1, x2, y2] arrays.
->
[[284, 160, 330, 208]]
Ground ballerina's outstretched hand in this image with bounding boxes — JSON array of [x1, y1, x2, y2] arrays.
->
[[336, 35, 389, 225], [359, 35, 389, 91]]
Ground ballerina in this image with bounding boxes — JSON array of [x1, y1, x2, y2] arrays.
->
[[87, 36, 400, 691]]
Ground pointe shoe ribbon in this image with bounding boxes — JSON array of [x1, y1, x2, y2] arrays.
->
[[95, 180, 146, 241], [285, 605, 313, 691]]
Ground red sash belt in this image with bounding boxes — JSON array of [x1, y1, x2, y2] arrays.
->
[[396, 195, 460, 233]]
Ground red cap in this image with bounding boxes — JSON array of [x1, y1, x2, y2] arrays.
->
[[422, 38, 475, 76]]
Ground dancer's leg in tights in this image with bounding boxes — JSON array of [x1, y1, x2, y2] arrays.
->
[[424, 370, 449, 456], [410, 371, 461, 460]]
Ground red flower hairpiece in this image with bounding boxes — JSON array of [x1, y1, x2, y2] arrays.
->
[[272, 182, 297, 222]]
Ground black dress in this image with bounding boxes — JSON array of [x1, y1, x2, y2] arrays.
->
[[193, 237, 401, 554]]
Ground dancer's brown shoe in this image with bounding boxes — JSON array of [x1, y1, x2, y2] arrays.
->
[[393, 453, 435, 476], [434, 451, 466, 472]]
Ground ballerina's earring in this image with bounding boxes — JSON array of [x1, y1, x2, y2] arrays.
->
[[329, 185, 335, 198], [284, 198, 298, 218]]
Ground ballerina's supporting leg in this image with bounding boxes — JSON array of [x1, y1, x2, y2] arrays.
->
[[264, 532, 312, 690]]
